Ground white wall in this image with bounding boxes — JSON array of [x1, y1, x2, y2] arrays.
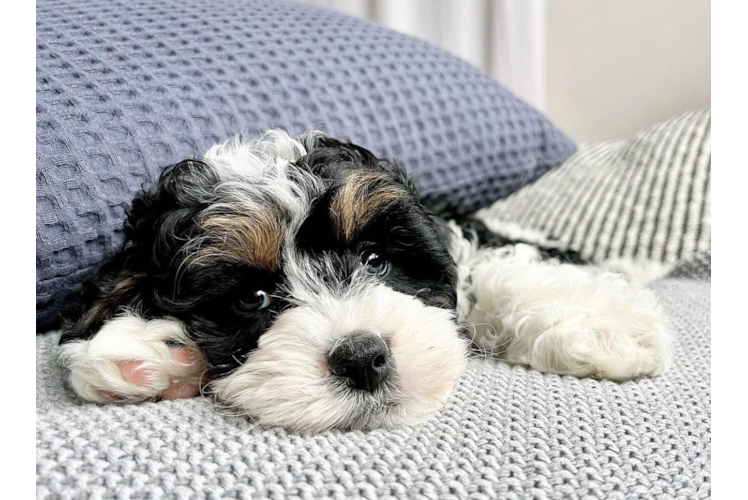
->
[[546, 0, 711, 143]]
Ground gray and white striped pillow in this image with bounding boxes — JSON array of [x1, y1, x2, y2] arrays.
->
[[479, 109, 711, 264]]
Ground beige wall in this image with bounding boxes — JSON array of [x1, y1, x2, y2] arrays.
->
[[546, 0, 711, 143]]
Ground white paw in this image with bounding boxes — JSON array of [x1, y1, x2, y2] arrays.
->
[[58, 315, 207, 403], [465, 255, 672, 381], [508, 295, 672, 381]]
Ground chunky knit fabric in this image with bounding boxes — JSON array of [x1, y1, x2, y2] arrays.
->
[[481, 110, 711, 264], [37, 253, 710, 499], [36, 0, 576, 329]]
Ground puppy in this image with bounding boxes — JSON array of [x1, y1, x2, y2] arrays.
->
[[58, 131, 672, 432]]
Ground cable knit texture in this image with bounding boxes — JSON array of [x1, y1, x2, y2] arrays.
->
[[36, 0, 576, 329], [37, 253, 710, 499], [480, 110, 711, 264]]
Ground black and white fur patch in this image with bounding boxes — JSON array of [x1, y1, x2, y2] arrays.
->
[[58, 131, 672, 432]]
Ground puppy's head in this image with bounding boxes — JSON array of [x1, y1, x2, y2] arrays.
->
[[77, 131, 468, 431]]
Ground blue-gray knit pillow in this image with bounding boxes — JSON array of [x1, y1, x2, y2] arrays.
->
[[36, 0, 575, 329]]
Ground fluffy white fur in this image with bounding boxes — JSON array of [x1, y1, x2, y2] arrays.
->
[[58, 314, 206, 403], [211, 283, 468, 432], [598, 257, 673, 285], [447, 222, 672, 380]]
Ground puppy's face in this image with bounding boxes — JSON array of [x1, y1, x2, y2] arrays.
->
[[90, 132, 467, 431]]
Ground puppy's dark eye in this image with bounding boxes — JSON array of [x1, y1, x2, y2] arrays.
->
[[362, 251, 389, 277], [237, 290, 273, 312]]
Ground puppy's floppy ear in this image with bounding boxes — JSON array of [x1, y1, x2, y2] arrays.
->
[[126, 159, 218, 267], [60, 159, 217, 343]]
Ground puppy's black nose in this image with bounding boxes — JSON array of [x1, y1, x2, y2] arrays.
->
[[327, 332, 390, 392]]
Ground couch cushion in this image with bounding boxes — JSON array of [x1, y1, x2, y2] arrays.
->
[[36, 0, 575, 329], [479, 109, 711, 264], [36, 258, 710, 499]]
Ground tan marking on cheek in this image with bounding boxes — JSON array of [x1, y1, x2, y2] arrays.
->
[[331, 171, 404, 241], [190, 207, 285, 270], [82, 300, 112, 326], [111, 274, 146, 294]]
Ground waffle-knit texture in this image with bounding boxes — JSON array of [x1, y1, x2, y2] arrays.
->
[[480, 110, 711, 264], [36, 0, 576, 329], [37, 254, 710, 500]]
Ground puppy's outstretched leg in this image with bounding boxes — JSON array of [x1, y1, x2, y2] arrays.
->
[[450, 221, 672, 381]]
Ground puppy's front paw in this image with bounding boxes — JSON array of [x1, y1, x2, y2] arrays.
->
[[58, 315, 208, 403], [466, 258, 672, 381], [510, 274, 672, 381]]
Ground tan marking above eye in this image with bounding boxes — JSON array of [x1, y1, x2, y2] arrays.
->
[[187, 205, 285, 271], [330, 171, 405, 241]]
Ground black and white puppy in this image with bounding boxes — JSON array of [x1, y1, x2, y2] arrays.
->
[[58, 131, 672, 432]]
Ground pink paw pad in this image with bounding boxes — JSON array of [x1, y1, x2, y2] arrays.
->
[[115, 346, 206, 400]]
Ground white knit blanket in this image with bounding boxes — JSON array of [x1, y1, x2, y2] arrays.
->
[[36, 253, 711, 499]]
